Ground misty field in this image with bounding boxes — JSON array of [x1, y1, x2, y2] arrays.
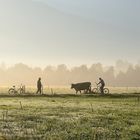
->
[[0, 87, 140, 140]]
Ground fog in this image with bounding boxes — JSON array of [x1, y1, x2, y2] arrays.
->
[[0, 0, 140, 66], [0, 0, 139, 87], [0, 60, 140, 87]]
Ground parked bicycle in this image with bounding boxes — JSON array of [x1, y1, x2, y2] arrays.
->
[[8, 85, 25, 95], [92, 83, 109, 94]]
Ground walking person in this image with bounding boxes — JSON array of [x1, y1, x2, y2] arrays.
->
[[36, 77, 42, 94]]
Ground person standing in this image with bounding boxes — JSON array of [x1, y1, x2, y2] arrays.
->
[[36, 77, 42, 94]]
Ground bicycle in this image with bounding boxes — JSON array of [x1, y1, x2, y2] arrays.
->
[[92, 83, 109, 94], [8, 85, 25, 95]]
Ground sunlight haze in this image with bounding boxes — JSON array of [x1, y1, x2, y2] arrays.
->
[[0, 0, 140, 67]]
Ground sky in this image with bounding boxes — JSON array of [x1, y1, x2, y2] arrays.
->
[[0, 0, 140, 68]]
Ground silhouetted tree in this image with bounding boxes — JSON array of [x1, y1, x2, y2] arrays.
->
[[0, 62, 139, 87]]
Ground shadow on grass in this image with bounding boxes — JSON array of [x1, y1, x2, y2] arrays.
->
[[0, 92, 139, 99]]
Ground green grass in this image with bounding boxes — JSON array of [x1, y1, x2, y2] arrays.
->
[[0, 89, 139, 140]]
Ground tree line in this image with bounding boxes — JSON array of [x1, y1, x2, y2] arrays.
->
[[0, 60, 140, 87]]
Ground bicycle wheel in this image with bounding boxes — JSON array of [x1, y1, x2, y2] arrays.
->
[[17, 88, 23, 94], [103, 88, 109, 94], [8, 88, 15, 94], [92, 88, 98, 94], [17, 89, 20, 94]]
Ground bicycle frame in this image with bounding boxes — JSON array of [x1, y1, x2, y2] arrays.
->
[[92, 83, 109, 94]]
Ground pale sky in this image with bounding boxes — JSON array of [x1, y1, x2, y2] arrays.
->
[[0, 0, 140, 67]]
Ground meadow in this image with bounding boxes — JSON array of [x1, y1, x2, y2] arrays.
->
[[0, 87, 139, 140]]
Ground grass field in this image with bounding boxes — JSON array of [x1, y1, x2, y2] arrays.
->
[[0, 87, 140, 140]]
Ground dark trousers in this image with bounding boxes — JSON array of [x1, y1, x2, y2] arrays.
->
[[100, 85, 105, 94], [36, 87, 42, 94]]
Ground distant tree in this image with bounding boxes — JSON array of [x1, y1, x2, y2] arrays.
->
[[43, 65, 55, 85], [0, 61, 139, 87], [104, 66, 115, 86], [89, 63, 103, 81], [115, 60, 132, 74], [55, 64, 69, 85]]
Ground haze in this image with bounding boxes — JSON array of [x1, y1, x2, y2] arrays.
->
[[0, 0, 140, 67], [0, 61, 140, 86]]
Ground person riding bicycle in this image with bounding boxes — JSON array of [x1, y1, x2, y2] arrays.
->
[[97, 78, 105, 94]]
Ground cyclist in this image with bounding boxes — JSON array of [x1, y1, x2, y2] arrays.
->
[[97, 78, 105, 94]]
